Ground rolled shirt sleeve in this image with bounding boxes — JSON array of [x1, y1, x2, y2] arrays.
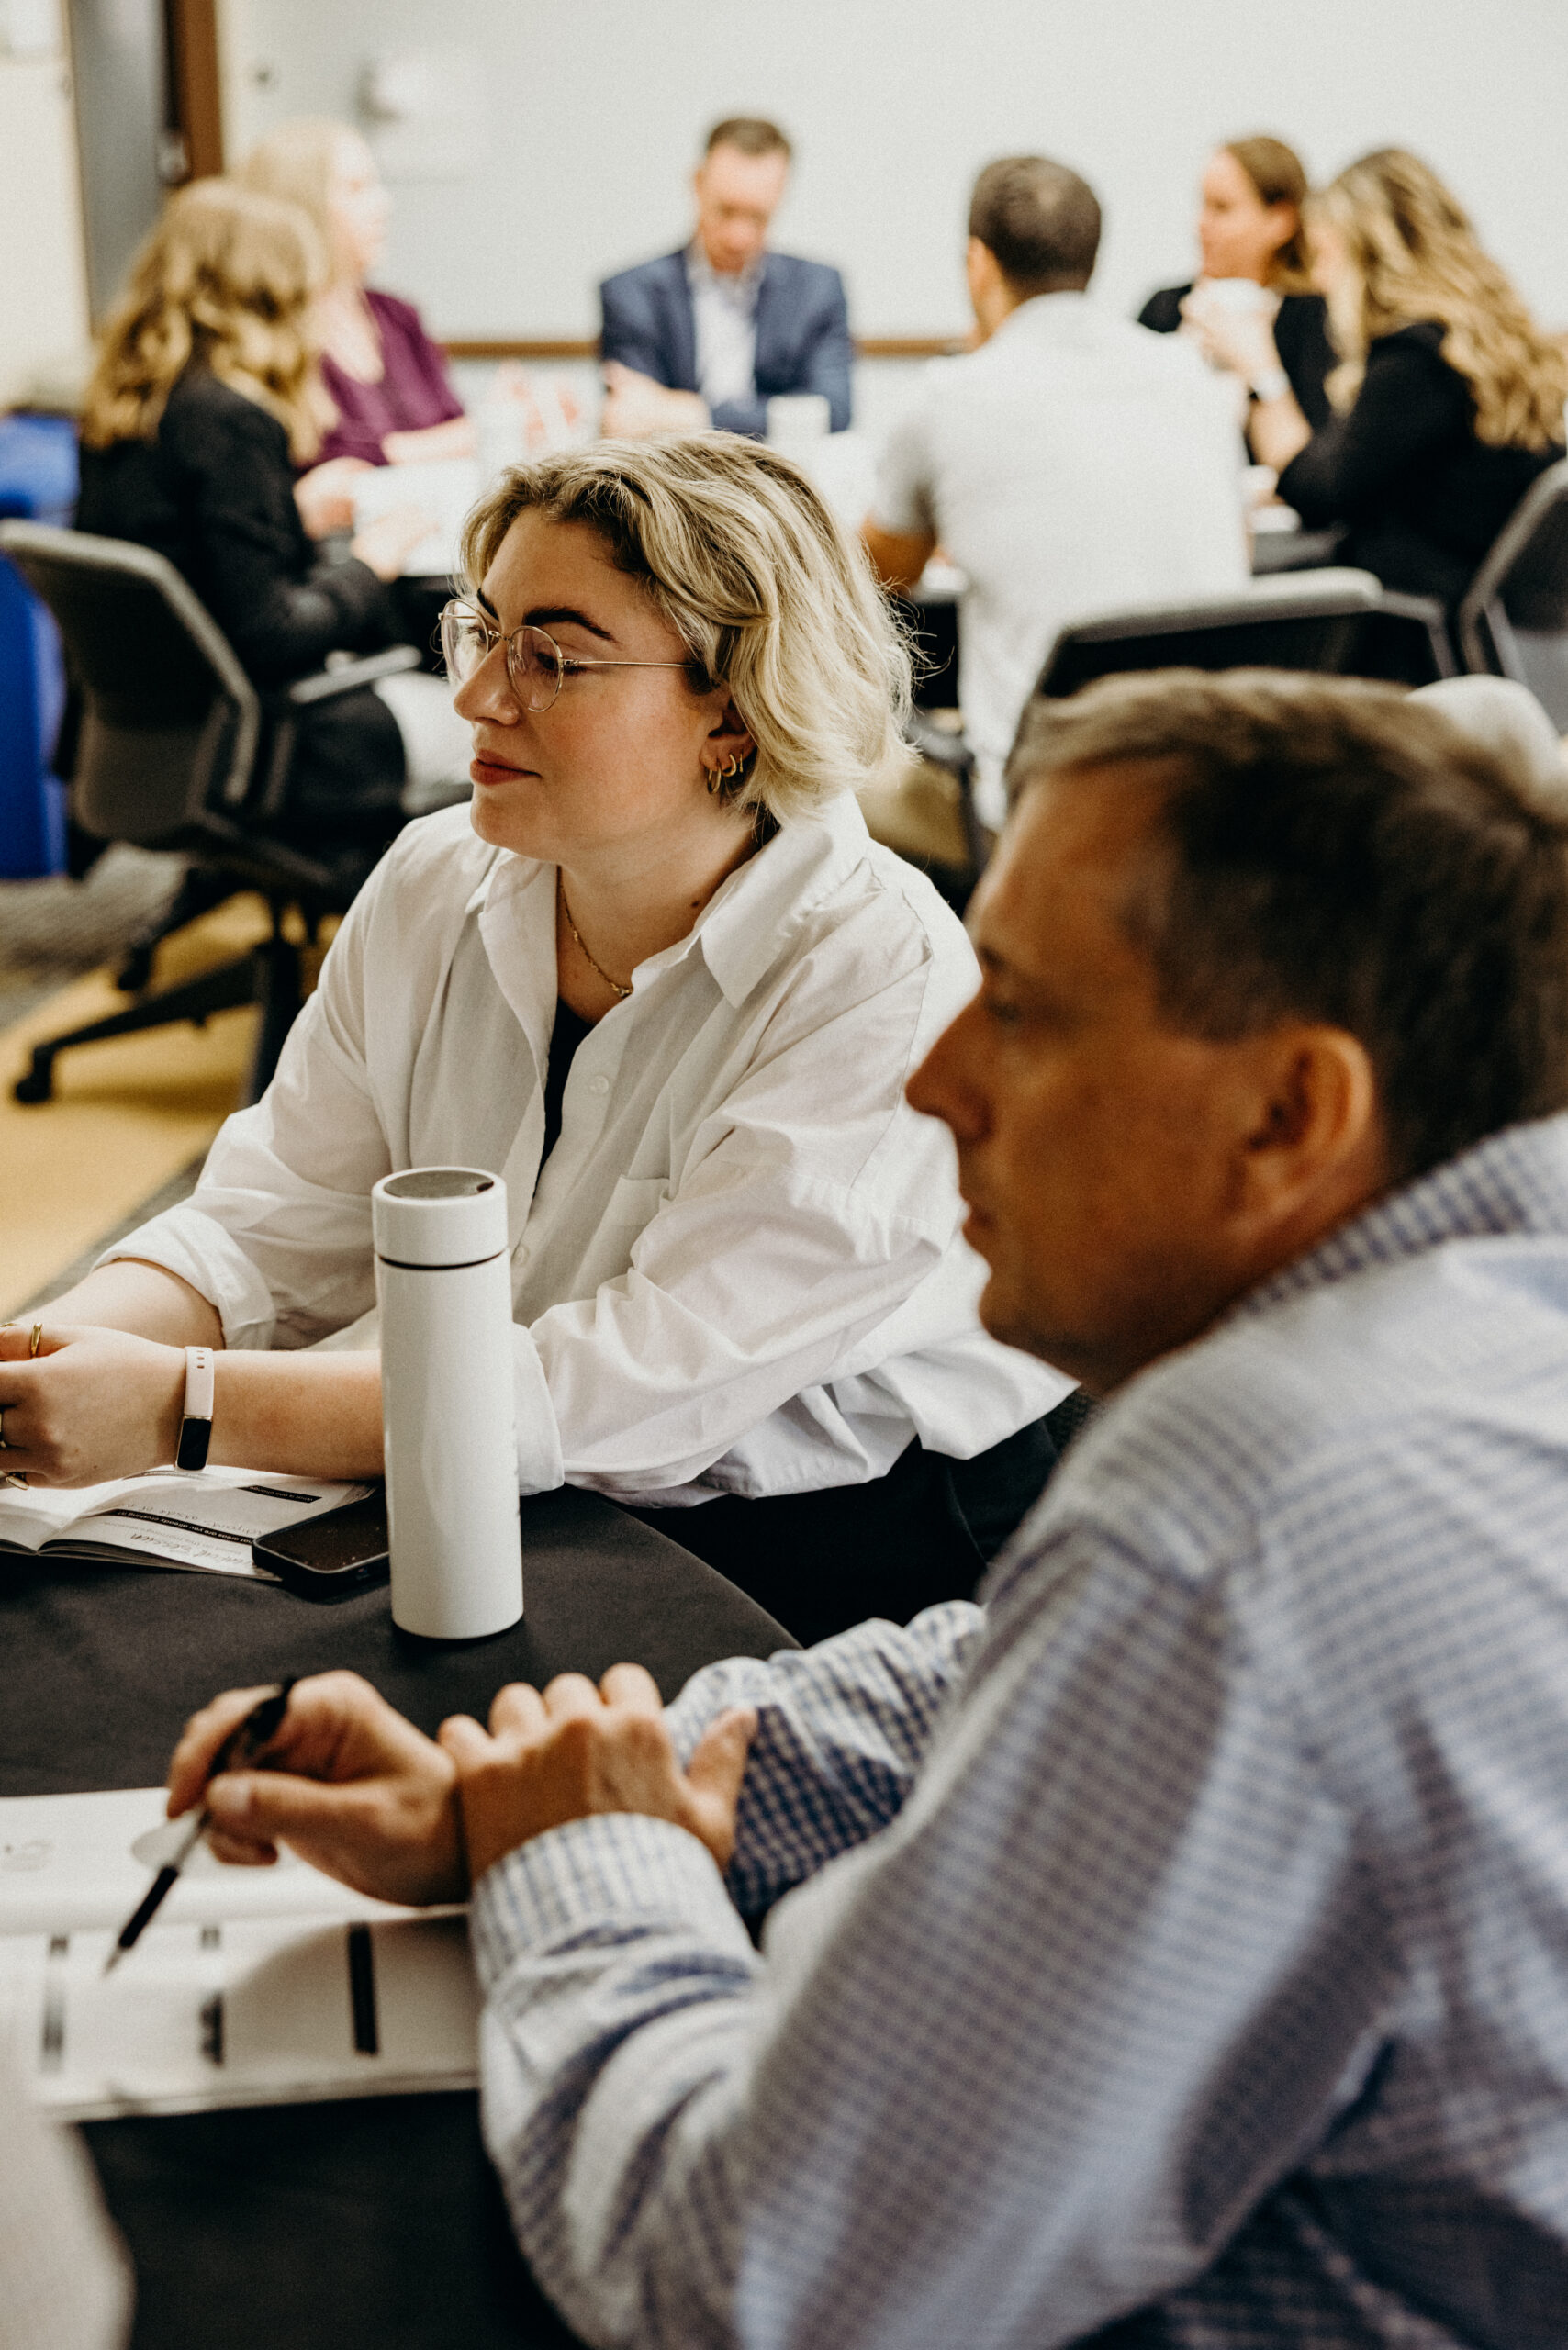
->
[[104, 800, 1063, 1501]]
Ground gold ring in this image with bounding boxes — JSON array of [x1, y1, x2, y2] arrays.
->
[[28, 1322, 43, 1358]]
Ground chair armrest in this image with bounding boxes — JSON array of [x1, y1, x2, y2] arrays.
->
[[286, 644, 422, 705]]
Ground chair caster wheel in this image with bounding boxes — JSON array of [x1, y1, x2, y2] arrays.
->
[[13, 1064, 54, 1104]]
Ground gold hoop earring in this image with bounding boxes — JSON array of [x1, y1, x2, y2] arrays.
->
[[705, 751, 745, 795]]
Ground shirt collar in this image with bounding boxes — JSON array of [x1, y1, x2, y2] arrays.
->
[[466, 791, 876, 1014], [1229, 1113, 1568, 1328], [686, 239, 764, 310]]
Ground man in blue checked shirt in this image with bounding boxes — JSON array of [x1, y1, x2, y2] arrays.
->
[[172, 670, 1568, 2347]]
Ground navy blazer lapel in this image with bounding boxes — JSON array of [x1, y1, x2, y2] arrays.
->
[[659, 251, 698, 393]]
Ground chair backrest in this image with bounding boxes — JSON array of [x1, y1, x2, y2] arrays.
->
[[1034, 568, 1428, 699], [1456, 461, 1568, 727], [0, 521, 260, 846]]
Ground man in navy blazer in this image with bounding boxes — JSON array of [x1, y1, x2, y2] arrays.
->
[[600, 118, 852, 440]]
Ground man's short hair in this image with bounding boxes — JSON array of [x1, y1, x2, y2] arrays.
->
[[704, 118, 792, 163], [1008, 670, 1568, 1184], [968, 158, 1102, 294]]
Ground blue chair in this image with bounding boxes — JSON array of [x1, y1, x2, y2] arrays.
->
[[0, 414, 77, 878]]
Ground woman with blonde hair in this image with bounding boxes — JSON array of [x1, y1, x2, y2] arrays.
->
[[75, 179, 447, 855], [1140, 134, 1337, 427], [12, 434, 1068, 1642], [1200, 148, 1568, 606], [240, 119, 477, 535]]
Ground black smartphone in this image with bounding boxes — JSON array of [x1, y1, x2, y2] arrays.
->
[[252, 1492, 390, 1600]]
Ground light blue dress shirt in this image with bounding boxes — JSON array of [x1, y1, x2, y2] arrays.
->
[[472, 1113, 1568, 2347]]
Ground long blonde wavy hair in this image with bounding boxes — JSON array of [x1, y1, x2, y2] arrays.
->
[[460, 436, 913, 823], [237, 117, 353, 280], [80, 179, 332, 460], [1309, 150, 1568, 451]]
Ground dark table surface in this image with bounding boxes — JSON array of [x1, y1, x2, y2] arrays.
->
[[2, 1486, 794, 2349]]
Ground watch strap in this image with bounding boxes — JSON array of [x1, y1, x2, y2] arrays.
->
[[176, 1345, 215, 1472], [1250, 365, 1291, 404]]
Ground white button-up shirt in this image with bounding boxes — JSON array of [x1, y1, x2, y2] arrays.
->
[[872, 293, 1249, 823], [688, 242, 762, 416], [111, 796, 1067, 1507]]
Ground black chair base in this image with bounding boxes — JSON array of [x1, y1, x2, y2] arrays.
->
[[13, 921, 307, 1109]]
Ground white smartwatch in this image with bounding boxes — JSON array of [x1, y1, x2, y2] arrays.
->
[[175, 1345, 215, 1472]]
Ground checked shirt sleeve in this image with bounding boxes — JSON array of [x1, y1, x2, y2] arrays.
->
[[471, 1519, 1397, 2350], [661, 1602, 983, 1913]]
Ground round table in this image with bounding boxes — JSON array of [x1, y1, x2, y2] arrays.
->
[[2, 1486, 794, 2350]]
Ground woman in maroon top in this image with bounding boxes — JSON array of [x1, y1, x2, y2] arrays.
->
[[241, 118, 474, 534]]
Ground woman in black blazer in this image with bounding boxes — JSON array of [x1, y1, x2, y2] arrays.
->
[[1139, 136, 1335, 429], [74, 179, 435, 858], [1199, 149, 1567, 610]]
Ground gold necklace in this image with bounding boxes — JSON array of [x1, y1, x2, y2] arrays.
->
[[558, 873, 633, 1001]]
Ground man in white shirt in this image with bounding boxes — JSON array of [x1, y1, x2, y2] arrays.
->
[[863, 155, 1248, 855], [600, 119, 853, 441]]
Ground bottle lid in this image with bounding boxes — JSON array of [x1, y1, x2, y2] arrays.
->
[[372, 1168, 508, 1267]]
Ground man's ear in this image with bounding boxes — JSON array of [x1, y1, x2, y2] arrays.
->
[[1232, 1024, 1385, 1231]]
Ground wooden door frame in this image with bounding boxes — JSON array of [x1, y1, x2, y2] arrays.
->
[[163, 0, 222, 180]]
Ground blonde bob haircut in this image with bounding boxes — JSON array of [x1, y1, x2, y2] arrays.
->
[[1309, 149, 1568, 452], [80, 179, 330, 461], [458, 435, 914, 823], [238, 117, 355, 277]]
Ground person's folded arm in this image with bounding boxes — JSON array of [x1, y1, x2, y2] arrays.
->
[[663, 1600, 984, 1913], [1278, 329, 1472, 528], [185, 397, 397, 681], [472, 1521, 1397, 2350]]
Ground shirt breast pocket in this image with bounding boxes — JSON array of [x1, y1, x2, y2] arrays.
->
[[604, 1174, 670, 1240]]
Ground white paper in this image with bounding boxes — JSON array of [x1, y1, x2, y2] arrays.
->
[[0, 1789, 476, 2119], [0, 1469, 374, 1576]]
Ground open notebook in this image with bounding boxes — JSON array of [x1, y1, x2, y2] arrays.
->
[[0, 1469, 374, 1577], [0, 1788, 477, 2120]]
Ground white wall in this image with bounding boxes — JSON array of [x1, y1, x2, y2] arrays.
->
[[219, 0, 1568, 341], [0, 0, 90, 405]]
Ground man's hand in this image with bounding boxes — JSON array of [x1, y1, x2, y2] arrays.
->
[[601, 362, 709, 441], [440, 1664, 756, 1886], [0, 1322, 185, 1485], [168, 1672, 466, 1908]]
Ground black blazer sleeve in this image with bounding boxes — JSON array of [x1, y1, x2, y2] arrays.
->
[[1278, 324, 1472, 529], [169, 380, 397, 685], [1272, 294, 1337, 431]]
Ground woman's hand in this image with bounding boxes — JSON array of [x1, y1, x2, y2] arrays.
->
[[380, 417, 477, 466], [0, 1323, 184, 1485], [440, 1663, 756, 1886], [1179, 282, 1282, 384], [170, 1672, 466, 1908], [295, 455, 375, 539]]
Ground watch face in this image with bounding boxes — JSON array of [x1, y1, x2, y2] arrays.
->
[[175, 1416, 213, 1472]]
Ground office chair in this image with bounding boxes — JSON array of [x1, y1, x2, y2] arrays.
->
[[0, 522, 420, 1107], [1036, 568, 1454, 699], [900, 571, 1453, 910], [1456, 460, 1568, 729]]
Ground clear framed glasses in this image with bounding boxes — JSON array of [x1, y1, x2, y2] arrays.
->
[[439, 600, 693, 712]]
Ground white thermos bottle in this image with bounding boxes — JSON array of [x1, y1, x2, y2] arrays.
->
[[372, 1168, 522, 1639]]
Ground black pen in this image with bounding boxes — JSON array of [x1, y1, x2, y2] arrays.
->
[[103, 1678, 298, 1975]]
